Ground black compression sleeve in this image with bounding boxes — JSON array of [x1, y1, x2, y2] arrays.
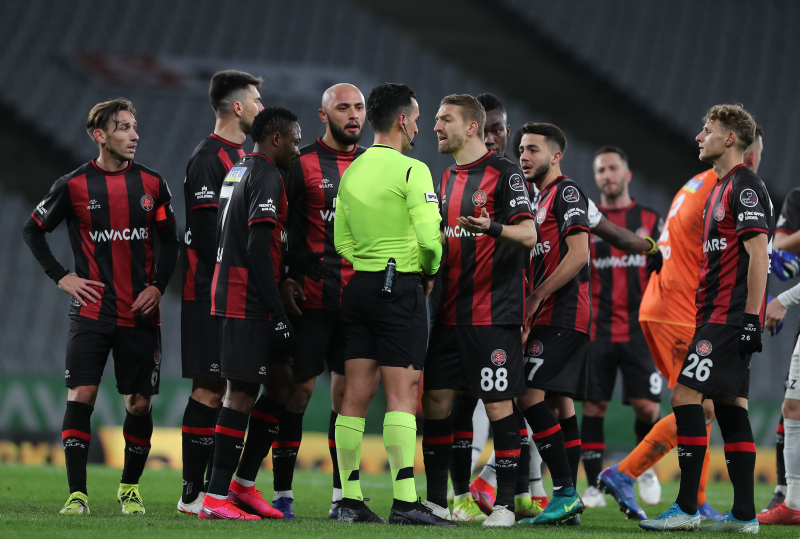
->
[[192, 208, 218, 269], [22, 216, 69, 284], [247, 224, 286, 319], [151, 219, 180, 294]]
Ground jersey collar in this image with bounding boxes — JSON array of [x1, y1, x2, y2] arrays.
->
[[597, 199, 637, 212], [717, 163, 746, 183], [540, 175, 568, 198], [211, 133, 243, 148], [250, 152, 274, 164], [455, 151, 493, 170], [91, 159, 132, 175], [318, 137, 359, 156]]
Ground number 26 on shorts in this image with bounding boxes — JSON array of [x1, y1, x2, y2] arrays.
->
[[681, 353, 713, 382]]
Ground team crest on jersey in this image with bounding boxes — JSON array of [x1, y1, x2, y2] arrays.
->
[[509, 174, 525, 192], [472, 190, 487, 207], [528, 340, 543, 356], [562, 186, 580, 203], [635, 227, 650, 238], [140, 195, 154, 211], [740, 189, 758, 208], [713, 204, 725, 221], [491, 349, 507, 366], [696, 340, 712, 356], [536, 208, 546, 224]]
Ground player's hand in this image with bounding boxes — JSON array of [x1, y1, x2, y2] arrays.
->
[[524, 291, 544, 326], [279, 278, 305, 316], [286, 250, 335, 282], [771, 249, 800, 281], [740, 313, 763, 355], [521, 324, 531, 348], [57, 273, 104, 306], [271, 315, 296, 355], [765, 295, 787, 336], [423, 274, 436, 300], [646, 250, 663, 274], [131, 285, 161, 318], [457, 207, 491, 234]]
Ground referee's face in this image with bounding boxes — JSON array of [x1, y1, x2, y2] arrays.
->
[[400, 98, 420, 152]]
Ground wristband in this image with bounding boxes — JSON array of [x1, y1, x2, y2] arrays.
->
[[487, 220, 503, 238], [150, 280, 166, 294], [643, 236, 659, 256]]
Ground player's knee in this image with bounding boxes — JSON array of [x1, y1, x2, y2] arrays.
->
[[583, 400, 608, 417], [126, 394, 152, 416], [288, 378, 316, 412], [782, 398, 800, 420], [632, 399, 659, 421], [67, 385, 99, 407]]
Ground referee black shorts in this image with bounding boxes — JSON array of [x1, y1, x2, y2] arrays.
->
[[341, 271, 427, 370]]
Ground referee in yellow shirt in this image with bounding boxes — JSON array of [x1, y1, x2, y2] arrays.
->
[[333, 83, 449, 526]]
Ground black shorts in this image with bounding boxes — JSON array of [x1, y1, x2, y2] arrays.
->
[[524, 326, 588, 399], [424, 324, 526, 400], [218, 317, 291, 384], [65, 316, 161, 396], [587, 333, 662, 403], [341, 272, 426, 370], [676, 323, 750, 401], [181, 300, 222, 381], [289, 308, 345, 377]]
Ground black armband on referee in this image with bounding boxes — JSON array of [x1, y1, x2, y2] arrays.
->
[[487, 220, 503, 238], [643, 236, 659, 256]]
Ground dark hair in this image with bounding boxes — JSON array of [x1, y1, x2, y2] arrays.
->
[[440, 94, 486, 134], [755, 125, 764, 139], [703, 104, 756, 151], [251, 107, 298, 144], [594, 145, 628, 165], [209, 70, 263, 114], [520, 122, 567, 154], [476, 93, 505, 115], [366, 83, 416, 134], [86, 98, 136, 146], [510, 127, 524, 159]]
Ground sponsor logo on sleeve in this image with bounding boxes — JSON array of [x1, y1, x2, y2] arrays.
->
[[425, 192, 438, 203], [740, 189, 758, 208], [509, 173, 525, 192], [562, 186, 580, 203], [195, 185, 215, 199]]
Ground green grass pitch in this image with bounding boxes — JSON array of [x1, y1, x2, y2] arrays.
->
[[0, 464, 798, 537]]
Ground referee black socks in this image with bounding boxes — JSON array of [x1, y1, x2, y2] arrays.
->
[[524, 401, 574, 492], [236, 396, 285, 483], [272, 410, 304, 495], [673, 404, 707, 515], [491, 413, 521, 509], [62, 401, 93, 495], [181, 397, 218, 503], [120, 409, 152, 485], [422, 416, 453, 508], [715, 403, 756, 521]]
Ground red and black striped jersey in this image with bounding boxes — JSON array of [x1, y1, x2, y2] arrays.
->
[[437, 151, 533, 326], [285, 139, 365, 309], [211, 154, 288, 320], [529, 176, 592, 333], [590, 201, 662, 342], [181, 134, 246, 302], [776, 187, 800, 235], [695, 164, 774, 327], [30, 160, 176, 326]]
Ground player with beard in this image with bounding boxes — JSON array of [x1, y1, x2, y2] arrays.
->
[[422, 94, 535, 527], [198, 108, 301, 520], [272, 84, 372, 519], [639, 104, 772, 533], [516, 123, 590, 526], [178, 70, 263, 516], [580, 147, 662, 509]]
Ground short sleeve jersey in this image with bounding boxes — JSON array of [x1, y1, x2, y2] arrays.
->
[[437, 151, 533, 326], [529, 176, 592, 333], [638, 169, 717, 326], [695, 164, 774, 327], [285, 139, 365, 309], [210, 154, 288, 320], [30, 160, 176, 326], [776, 187, 800, 235], [181, 134, 245, 301], [590, 201, 662, 342]]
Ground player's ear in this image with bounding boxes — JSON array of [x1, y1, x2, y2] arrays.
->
[[318, 108, 328, 123], [232, 100, 243, 118], [551, 151, 563, 166], [93, 129, 106, 146], [726, 131, 736, 148], [272, 131, 282, 148]]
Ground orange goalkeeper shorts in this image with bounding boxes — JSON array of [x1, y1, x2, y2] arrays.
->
[[639, 320, 695, 390]]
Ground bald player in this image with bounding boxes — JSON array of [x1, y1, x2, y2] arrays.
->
[[274, 84, 371, 519], [599, 127, 765, 522]]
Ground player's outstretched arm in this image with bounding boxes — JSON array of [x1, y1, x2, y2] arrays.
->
[[457, 208, 537, 249], [774, 230, 800, 253], [592, 215, 655, 253], [525, 231, 588, 324], [22, 216, 105, 306]]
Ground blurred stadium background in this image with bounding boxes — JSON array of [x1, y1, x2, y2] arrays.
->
[[0, 0, 798, 480]]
